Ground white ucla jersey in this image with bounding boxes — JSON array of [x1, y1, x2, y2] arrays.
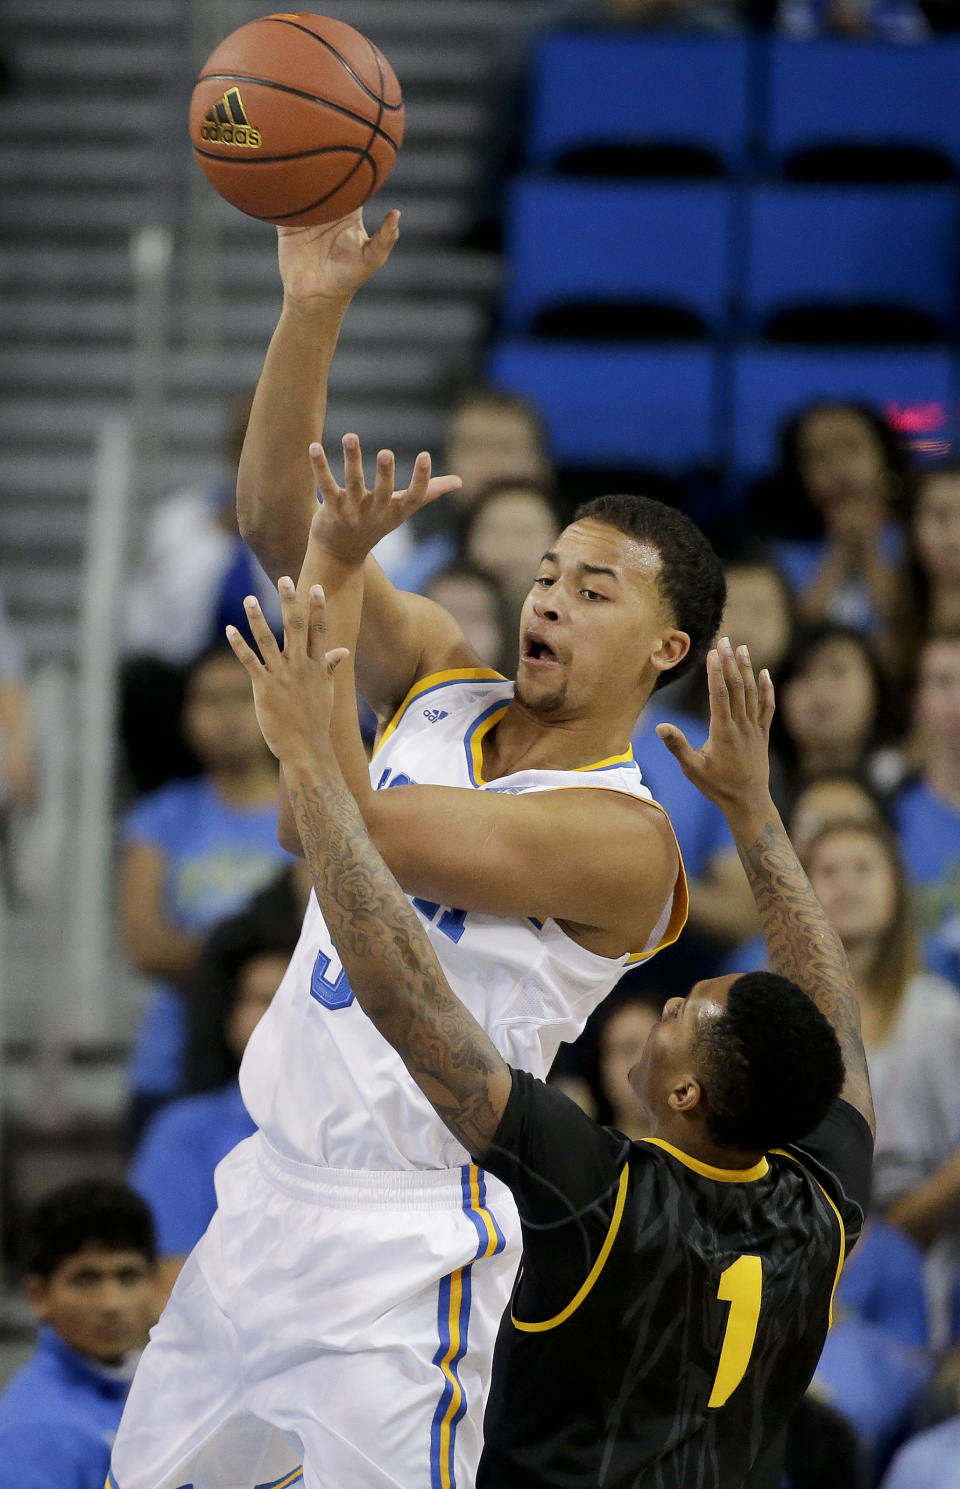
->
[[240, 669, 688, 1171]]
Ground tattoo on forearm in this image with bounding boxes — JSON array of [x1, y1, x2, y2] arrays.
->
[[738, 821, 876, 1136], [287, 774, 509, 1154]]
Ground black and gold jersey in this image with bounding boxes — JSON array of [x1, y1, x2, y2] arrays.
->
[[476, 1073, 871, 1489]]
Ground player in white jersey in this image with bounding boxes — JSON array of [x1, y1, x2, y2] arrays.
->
[[109, 212, 727, 1489]]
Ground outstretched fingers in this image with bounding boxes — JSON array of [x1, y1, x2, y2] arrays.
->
[[717, 636, 746, 719], [309, 441, 341, 503], [736, 644, 759, 722], [243, 595, 281, 664], [305, 582, 328, 659], [225, 623, 261, 676], [758, 667, 776, 731]]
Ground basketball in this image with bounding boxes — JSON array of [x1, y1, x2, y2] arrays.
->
[[188, 12, 404, 227]]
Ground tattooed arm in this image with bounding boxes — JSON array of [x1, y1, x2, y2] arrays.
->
[[285, 766, 513, 1154], [226, 577, 513, 1158], [657, 637, 875, 1138]]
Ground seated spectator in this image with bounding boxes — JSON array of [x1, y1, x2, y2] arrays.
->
[[120, 645, 290, 1141], [423, 563, 514, 676], [789, 768, 890, 858], [724, 768, 889, 975], [881, 1415, 960, 1489], [182, 858, 313, 1096], [390, 387, 552, 595], [757, 401, 910, 636], [772, 623, 902, 801], [457, 478, 563, 634], [131, 918, 296, 1306], [889, 463, 960, 694], [593, 990, 664, 1137], [812, 1314, 932, 1477], [778, 0, 929, 40], [0, 1181, 157, 1488], [894, 632, 960, 985], [805, 817, 960, 1344], [839, 1217, 929, 1349], [120, 396, 285, 796]]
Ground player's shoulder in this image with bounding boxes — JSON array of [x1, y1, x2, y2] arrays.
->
[[378, 666, 512, 747]]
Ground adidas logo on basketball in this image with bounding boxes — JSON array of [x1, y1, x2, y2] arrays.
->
[[423, 709, 448, 724], [200, 87, 262, 148]]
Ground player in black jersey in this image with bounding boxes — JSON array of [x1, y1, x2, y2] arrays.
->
[[229, 588, 875, 1489]]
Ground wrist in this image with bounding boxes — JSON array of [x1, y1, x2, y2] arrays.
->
[[281, 292, 352, 328], [280, 740, 339, 789], [722, 791, 781, 847]]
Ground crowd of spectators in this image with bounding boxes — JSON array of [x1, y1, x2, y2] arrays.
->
[[3, 5, 960, 1486]]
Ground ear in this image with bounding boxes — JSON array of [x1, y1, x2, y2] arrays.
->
[[651, 628, 690, 680], [667, 1074, 703, 1115], [23, 1274, 50, 1321]]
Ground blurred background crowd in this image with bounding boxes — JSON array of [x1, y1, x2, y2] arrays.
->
[[2, 0, 960, 1484]]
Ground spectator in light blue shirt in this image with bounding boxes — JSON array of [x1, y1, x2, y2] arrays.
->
[[881, 1416, 960, 1489], [0, 1181, 157, 1489], [130, 913, 298, 1307], [119, 644, 290, 1141]]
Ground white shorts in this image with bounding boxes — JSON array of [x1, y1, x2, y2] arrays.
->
[[109, 1133, 520, 1489]]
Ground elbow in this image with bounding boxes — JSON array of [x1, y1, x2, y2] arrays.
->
[[278, 820, 305, 857]]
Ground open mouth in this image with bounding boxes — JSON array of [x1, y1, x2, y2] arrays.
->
[[522, 633, 561, 667]]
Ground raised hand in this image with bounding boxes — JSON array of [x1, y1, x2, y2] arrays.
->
[[278, 208, 400, 307], [655, 637, 775, 816], [306, 433, 462, 566], [226, 580, 347, 763]]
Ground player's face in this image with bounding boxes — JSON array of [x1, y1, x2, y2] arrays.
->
[[513, 520, 689, 718], [627, 976, 736, 1118], [25, 1244, 156, 1365]]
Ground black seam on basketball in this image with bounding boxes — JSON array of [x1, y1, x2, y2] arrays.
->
[[367, 37, 387, 152], [257, 17, 403, 111], [196, 73, 399, 151], [192, 142, 380, 166], [251, 148, 379, 220]]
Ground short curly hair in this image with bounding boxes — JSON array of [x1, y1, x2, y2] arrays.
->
[[575, 493, 726, 690], [693, 972, 844, 1152]]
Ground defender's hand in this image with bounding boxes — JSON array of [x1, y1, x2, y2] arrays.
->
[[307, 433, 462, 566], [226, 581, 347, 763], [656, 638, 775, 817], [278, 208, 400, 308]]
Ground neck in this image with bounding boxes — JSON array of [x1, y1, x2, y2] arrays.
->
[[483, 693, 636, 781], [210, 762, 278, 805], [842, 936, 880, 990], [928, 582, 960, 632], [798, 739, 862, 778], [648, 1112, 764, 1172], [925, 751, 960, 807]]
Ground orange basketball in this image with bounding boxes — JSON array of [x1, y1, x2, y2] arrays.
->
[[189, 12, 404, 227]]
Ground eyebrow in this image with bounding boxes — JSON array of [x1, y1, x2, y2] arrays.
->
[[540, 553, 621, 583]]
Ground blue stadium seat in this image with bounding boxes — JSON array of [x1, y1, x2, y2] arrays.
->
[[489, 342, 718, 469], [744, 185, 958, 338], [765, 39, 960, 175], [527, 34, 750, 174], [731, 347, 953, 475], [504, 180, 733, 337]]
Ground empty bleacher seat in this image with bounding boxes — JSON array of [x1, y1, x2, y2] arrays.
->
[[504, 180, 733, 338], [743, 184, 958, 341], [526, 34, 750, 176], [731, 346, 953, 475], [489, 342, 718, 469], [765, 39, 960, 179]]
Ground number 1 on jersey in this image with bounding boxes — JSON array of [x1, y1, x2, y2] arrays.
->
[[708, 1255, 763, 1409]]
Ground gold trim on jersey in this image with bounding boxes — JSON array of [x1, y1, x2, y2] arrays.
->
[[771, 1149, 847, 1326], [639, 1138, 770, 1183], [373, 667, 505, 757], [511, 1161, 630, 1333]]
